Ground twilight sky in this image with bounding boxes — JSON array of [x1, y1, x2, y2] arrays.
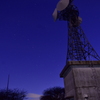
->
[[0, 0, 100, 99]]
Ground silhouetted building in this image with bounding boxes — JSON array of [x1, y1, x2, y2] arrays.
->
[[60, 61, 100, 100]]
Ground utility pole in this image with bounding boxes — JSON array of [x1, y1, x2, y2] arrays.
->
[[7, 74, 10, 92]]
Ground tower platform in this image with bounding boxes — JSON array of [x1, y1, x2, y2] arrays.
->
[[60, 61, 100, 100]]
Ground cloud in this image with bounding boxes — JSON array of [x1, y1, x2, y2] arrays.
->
[[27, 93, 42, 100]]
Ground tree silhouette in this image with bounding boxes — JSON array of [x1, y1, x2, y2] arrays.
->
[[40, 87, 65, 100], [0, 88, 27, 100]]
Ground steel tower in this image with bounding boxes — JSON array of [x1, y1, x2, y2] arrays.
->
[[52, 0, 100, 99], [52, 0, 100, 62]]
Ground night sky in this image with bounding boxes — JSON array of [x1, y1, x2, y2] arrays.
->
[[0, 0, 100, 99]]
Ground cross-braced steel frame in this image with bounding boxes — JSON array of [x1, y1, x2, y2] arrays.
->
[[57, 3, 100, 62], [66, 24, 100, 61]]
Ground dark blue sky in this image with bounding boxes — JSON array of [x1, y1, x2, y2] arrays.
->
[[0, 0, 100, 97]]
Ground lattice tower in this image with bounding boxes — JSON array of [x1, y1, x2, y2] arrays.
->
[[52, 0, 100, 99]]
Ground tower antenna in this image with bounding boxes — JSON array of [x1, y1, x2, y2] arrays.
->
[[52, 0, 100, 99], [7, 74, 10, 92], [52, 0, 100, 62]]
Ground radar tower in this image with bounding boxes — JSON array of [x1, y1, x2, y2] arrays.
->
[[52, 0, 100, 99], [52, 0, 100, 62]]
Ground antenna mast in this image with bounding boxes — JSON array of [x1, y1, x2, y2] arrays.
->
[[52, 0, 100, 62], [7, 74, 10, 92]]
